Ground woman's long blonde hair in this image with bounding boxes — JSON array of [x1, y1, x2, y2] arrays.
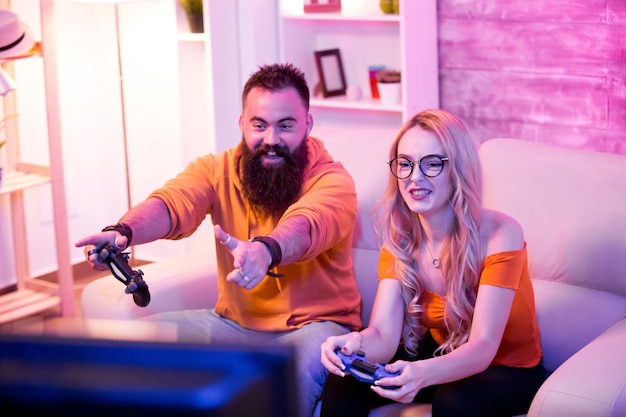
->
[[373, 109, 483, 356]]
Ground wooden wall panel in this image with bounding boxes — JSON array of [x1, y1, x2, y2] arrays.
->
[[437, 0, 626, 155], [439, 20, 613, 75], [438, 0, 607, 23], [610, 77, 626, 130], [441, 69, 608, 127], [609, 0, 626, 25]]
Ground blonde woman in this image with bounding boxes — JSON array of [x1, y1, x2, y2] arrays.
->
[[320, 109, 547, 416]]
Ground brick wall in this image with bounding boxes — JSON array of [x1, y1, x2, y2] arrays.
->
[[437, 0, 626, 154]]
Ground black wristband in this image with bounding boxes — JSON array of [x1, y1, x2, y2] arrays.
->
[[250, 236, 283, 278], [102, 223, 133, 247]]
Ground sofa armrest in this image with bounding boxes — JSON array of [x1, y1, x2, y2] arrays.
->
[[80, 251, 219, 320], [528, 317, 626, 417]]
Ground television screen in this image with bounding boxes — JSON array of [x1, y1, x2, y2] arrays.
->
[[0, 333, 299, 417]]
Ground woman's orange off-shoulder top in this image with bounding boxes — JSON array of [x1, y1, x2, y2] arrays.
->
[[378, 246, 542, 367]]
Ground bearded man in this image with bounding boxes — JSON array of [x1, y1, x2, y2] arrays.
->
[[76, 63, 362, 417]]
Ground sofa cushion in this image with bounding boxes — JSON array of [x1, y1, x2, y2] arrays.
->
[[317, 127, 390, 251], [480, 139, 626, 370], [479, 138, 626, 297], [531, 279, 626, 371], [528, 318, 626, 417], [81, 251, 218, 320], [351, 247, 380, 327]]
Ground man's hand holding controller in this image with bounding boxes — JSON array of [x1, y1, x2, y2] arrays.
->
[[77, 223, 132, 270], [75, 222, 149, 307]]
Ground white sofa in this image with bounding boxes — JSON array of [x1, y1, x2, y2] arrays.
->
[[82, 138, 626, 417]]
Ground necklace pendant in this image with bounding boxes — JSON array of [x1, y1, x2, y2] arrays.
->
[[432, 258, 440, 268]]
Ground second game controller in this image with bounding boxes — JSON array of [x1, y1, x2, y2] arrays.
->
[[336, 349, 400, 389]]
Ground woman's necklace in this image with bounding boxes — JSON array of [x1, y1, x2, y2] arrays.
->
[[424, 241, 440, 268]]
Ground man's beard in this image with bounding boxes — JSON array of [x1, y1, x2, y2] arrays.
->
[[240, 138, 309, 218]]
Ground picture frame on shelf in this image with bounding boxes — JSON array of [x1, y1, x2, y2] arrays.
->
[[314, 48, 347, 98], [304, 0, 341, 13]]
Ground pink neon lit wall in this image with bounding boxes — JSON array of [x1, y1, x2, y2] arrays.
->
[[437, 0, 626, 154]]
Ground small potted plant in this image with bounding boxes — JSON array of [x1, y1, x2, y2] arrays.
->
[[178, 0, 204, 33], [379, 0, 399, 14], [375, 70, 401, 105], [376, 69, 401, 84]]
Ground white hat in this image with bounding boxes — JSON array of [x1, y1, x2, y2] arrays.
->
[[0, 9, 37, 60]]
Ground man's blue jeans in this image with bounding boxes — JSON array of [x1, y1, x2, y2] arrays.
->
[[144, 309, 350, 417]]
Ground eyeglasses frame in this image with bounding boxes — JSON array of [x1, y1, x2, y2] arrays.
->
[[388, 154, 449, 179]]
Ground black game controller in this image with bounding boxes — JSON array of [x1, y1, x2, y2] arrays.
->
[[336, 349, 401, 389], [94, 245, 151, 307]]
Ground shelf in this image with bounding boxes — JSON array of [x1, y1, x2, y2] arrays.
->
[[311, 96, 402, 113], [0, 0, 75, 325], [279, 0, 438, 123], [278, 0, 438, 142], [176, 33, 205, 42], [0, 289, 61, 324], [282, 12, 400, 23], [0, 163, 51, 196]]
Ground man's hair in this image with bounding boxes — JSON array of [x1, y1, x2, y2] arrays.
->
[[373, 109, 483, 357], [242, 63, 310, 112]]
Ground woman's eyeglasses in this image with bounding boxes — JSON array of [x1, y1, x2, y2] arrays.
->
[[388, 155, 449, 179]]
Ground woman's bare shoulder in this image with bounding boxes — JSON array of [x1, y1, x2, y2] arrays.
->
[[479, 209, 524, 254]]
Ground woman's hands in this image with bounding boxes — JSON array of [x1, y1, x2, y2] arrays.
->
[[321, 331, 431, 403], [370, 359, 425, 403], [320, 331, 412, 399], [320, 331, 363, 377]]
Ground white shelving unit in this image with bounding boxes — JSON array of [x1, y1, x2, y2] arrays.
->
[[0, 0, 74, 324], [174, 0, 242, 155], [278, 0, 439, 141]]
